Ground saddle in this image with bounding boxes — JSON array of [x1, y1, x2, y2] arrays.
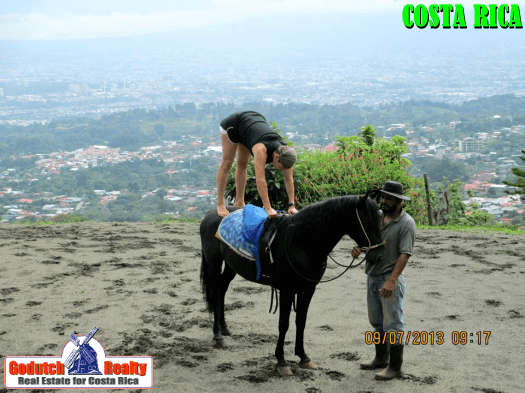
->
[[258, 213, 290, 289], [216, 205, 268, 280], [216, 204, 290, 285]]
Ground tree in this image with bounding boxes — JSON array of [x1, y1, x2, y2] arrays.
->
[[154, 124, 165, 136], [358, 124, 377, 147], [503, 149, 525, 201], [511, 215, 525, 226], [420, 157, 469, 183], [432, 178, 468, 225], [155, 188, 167, 199]]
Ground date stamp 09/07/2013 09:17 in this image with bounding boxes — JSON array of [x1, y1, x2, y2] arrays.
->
[[365, 331, 492, 346]]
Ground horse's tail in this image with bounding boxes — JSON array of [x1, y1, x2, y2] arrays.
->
[[200, 251, 213, 313]]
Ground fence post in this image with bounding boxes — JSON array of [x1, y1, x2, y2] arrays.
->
[[424, 174, 435, 226]]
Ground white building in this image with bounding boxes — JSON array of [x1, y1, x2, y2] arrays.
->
[[459, 137, 484, 152]]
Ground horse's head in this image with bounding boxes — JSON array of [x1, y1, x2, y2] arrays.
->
[[353, 191, 383, 264]]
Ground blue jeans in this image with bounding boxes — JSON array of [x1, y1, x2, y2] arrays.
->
[[367, 272, 405, 334]]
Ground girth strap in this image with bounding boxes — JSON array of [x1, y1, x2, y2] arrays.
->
[[265, 229, 278, 264]]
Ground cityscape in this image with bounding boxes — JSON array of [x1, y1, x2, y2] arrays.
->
[[2, 41, 525, 125], [1, 19, 525, 225], [1, 116, 524, 224]]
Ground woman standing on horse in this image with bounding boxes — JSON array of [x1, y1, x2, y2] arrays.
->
[[216, 111, 298, 218]]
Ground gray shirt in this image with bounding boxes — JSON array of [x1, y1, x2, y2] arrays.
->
[[365, 210, 416, 276]]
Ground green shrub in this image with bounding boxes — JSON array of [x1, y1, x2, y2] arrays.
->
[[293, 135, 429, 225], [454, 210, 495, 227], [225, 126, 430, 224]]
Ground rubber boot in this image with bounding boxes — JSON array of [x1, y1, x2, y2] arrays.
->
[[359, 343, 389, 370], [375, 345, 403, 380]]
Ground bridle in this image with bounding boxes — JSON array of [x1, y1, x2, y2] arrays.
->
[[283, 206, 383, 285], [355, 206, 385, 253]]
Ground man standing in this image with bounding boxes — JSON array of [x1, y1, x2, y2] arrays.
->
[[216, 111, 298, 218], [352, 181, 416, 380]]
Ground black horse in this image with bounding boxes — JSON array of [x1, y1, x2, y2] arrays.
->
[[200, 193, 383, 375]]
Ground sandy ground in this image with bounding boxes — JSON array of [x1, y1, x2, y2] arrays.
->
[[1, 222, 524, 393]]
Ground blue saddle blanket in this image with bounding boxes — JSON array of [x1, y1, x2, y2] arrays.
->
[[216, 205, 268, 280]]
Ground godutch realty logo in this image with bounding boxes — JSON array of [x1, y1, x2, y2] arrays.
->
[[4, 327, 154, 389]]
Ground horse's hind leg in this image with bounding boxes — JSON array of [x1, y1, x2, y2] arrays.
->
[[275, 290, 294, 376], [204, 254, 227, 348], [218, 263, 236, 336], [295, 288, 318, 369]]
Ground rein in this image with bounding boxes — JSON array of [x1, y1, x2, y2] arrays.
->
[[283, 207, 383, 285]]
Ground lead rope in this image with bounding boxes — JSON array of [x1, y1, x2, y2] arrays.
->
[[268, 287, 296, 314], [355, 206, 372, 248], [269, 286, 279, 314]]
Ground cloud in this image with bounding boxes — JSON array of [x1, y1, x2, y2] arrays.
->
[[0, 1, 407, 40], [1, 11, 216, 40]]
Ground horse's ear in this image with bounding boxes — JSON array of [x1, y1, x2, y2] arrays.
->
[[359, 188, 380, 207], [361, 189, 374, 201], [358, 192, 368, 206], [367, 188, 381, 204]]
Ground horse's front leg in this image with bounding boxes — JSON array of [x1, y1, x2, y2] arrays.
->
[[295, 288, 318, 369], [275, 290, 294, 376]]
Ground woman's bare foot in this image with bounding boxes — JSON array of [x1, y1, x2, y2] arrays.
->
[[217, 205, 230, 217], [233, 202, 245, 209]]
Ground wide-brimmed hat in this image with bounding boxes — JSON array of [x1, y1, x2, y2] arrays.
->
[[379, 181, 411, 201], [277, 146, 297, 169]]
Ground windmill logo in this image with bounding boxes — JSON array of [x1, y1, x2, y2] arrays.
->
[[65, 327, 102, 375], [4, 326, 154, 389]]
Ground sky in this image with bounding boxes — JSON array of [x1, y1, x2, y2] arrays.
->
[[2, 0, 524, 41]]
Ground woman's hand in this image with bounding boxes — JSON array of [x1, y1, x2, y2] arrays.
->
[[265, 207, 278, 218]]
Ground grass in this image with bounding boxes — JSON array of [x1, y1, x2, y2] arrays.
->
[[2, 216, 202, 226], [417, 224, 524, 235], [153, 217, 201, 224], [5, 214, 92, 225]]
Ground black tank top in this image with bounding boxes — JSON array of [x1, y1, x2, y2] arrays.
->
[[221, 111, 286, 163]]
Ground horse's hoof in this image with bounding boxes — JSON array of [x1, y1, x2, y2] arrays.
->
[[275, 365, 293, 376], [299, 361, 318, 370], [213, 339, 224, 349]]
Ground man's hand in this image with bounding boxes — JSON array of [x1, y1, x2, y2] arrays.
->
[[265, 207, 278, 218], [380, 279, 396, 298], [351, 247, 362, 258], [288, 206, 298, 215]]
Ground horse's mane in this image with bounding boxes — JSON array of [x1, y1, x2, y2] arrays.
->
[[292, 195, 360, 228]]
